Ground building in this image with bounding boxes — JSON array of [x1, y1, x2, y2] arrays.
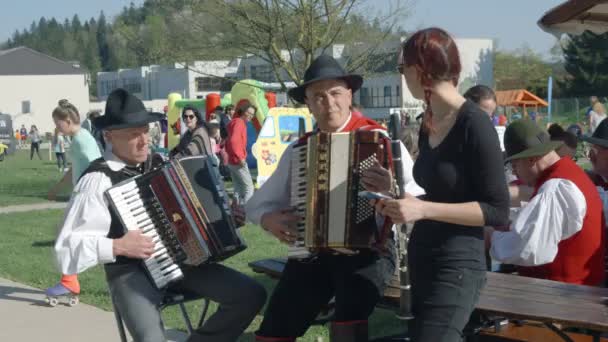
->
[[355, 38, 494, 120], [96, 38, 493, 119], [97, 60, 240, 101], [96, 46, 345, 104], [0, 46, 90, 136]]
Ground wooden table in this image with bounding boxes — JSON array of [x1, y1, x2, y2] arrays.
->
[[250, 258, 608, 342]]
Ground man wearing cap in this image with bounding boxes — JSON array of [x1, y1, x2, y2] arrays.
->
[[54, 88, 266, 341], [489, 120, 605, 285], [246, 55, 421, 341], [583, 119, 608, 190]]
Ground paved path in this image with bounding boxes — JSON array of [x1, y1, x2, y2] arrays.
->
[[0, 202, 67, 214], [0, 277, 187, 341]]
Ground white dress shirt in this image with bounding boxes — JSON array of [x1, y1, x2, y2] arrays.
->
[[246, 116, 423, 225], [54, 149, 131, 275], [490, 178, 586, 266]]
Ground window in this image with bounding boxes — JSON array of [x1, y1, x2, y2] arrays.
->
[[358, 85, 401, 108], [22, 101, 31, 114], [258, 117, 275, 138], [195, 77, 235, 92], [122, 78, 141, 93], [384, 86, 392, 99], [278, 116, 306, 144], [250, 65, 274, 82], [360, 87, 370, 108]]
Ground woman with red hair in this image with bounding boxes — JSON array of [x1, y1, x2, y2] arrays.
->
[[226, 99, 256, 203], [376, 28, 509, 341]]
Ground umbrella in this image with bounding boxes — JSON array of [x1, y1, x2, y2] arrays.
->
[[538, 0, 608, 36]]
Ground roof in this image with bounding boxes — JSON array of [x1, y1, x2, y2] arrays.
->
[[495, 89, 549, 107], [538, 0, 608, 35], [0, 46, 86, 76]]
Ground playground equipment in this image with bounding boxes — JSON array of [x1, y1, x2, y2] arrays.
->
[[166, 79, 279, 169], [251, 107, 314, 186]]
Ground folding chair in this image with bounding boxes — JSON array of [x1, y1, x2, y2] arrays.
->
[[111, 291, 210, 342]]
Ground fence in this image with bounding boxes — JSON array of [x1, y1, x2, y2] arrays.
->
[[495, 97, 606, 129]]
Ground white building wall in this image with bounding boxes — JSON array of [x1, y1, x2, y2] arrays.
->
[[357, 38, 494, 120], [0, 74, 90, 136]]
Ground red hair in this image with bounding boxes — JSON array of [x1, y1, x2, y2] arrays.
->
[[401, 27, 461, 133]]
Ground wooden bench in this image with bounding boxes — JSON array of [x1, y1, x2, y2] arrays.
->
[[249, 258, 608, 342]]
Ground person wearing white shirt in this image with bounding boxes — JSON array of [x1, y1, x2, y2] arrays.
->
[[490, 120, 605, 285], [246, 55, 422, 342], [54, 88, 265, 342]]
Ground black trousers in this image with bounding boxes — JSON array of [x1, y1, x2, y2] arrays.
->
[[408, 249, 486, 342], [256, 251, 394, 338], [30, 142, 41, 160]]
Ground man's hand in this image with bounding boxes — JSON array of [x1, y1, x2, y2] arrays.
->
[[113, 230, 155, 259], [361, 160, 392, 193], [260, 209, 300, 244]]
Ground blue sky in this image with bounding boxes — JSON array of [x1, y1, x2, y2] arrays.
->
[[1, 0, 564, 56]]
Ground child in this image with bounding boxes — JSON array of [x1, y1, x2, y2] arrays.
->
[[53, 128, 68, 172], [46, 99, 102, 303]]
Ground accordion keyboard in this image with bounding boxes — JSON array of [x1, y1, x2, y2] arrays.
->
[[288, 144, 311, 259], [107, 179, 186, 289]]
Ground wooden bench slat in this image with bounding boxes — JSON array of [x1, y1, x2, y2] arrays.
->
[[248, 258, 608, 333]]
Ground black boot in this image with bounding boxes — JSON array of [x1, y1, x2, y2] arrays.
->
[[330, 320, 368, 342]]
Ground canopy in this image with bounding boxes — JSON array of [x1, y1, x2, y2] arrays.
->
[[538, 0, 608, 36], [495, 89, 549, 108]]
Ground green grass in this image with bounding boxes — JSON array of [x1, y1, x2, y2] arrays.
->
[[0, 149, 71, 206], [0, 209, 404, 341], [0, 146, 403, 339]]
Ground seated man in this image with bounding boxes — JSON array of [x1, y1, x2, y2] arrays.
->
[[489, 120, 605, 285], [54, 88, 266, 342], [246, 55, 422, 341]]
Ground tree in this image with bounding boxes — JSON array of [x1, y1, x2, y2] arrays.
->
[[494, 46, 553, 98], [169, 0, 412, 90], [560, 31, 608, 96]]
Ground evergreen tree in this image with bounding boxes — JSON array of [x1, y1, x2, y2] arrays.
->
[[561, 31, 608, 96]]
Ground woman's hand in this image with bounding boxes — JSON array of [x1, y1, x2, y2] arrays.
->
[[375, 193, 427, 224], [361, 160, 392, 193]]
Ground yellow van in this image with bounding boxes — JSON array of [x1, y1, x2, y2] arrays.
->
[[251, 107, 314, 186]]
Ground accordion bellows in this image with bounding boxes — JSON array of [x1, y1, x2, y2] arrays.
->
[[289, 130, 392, 259]]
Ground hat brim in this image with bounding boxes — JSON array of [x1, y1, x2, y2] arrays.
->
[[94, 110, 164, 131], [288, 74, 363, 104], [504, 141, 564, 163], [581, 134, 608, 149]]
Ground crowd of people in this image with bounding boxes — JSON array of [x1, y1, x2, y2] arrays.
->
[[12, 25, 607, 342]]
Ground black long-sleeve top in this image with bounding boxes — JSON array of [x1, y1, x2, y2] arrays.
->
[[412, 100, 509, 269]]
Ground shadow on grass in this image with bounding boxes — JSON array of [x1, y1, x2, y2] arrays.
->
[[32, 240, 55, 248]]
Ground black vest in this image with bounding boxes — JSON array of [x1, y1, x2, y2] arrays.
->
[[80, 157, 149, 265]]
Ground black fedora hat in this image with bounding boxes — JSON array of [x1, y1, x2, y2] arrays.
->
[[94, 88, 164, 130], [288, 55, 363, 104], [581, 118, 608, 148]]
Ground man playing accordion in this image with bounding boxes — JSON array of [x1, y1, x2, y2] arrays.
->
[[54, 88, 266, 342], [246, 55, 422, 341]]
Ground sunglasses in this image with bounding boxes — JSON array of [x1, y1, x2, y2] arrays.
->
[[183, 115, 196, 120]]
